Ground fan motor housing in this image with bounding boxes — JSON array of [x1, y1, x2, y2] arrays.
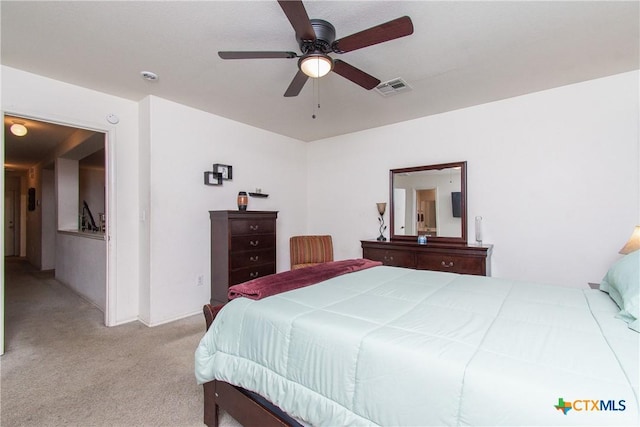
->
[[298, 19, 336, 54]]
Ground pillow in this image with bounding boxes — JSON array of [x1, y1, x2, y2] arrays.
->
[[599, 249, 640, 332]]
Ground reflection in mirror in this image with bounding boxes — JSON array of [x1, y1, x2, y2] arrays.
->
[[390, 161, 467, 244]]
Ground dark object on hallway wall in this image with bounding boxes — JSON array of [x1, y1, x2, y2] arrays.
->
[[28, 188, 36, 211]]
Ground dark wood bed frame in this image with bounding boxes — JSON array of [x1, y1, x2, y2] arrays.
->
[[202, 304, 298, 427]]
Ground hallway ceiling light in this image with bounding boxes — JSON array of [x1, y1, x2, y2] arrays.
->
[[10, 122, 28, 137]]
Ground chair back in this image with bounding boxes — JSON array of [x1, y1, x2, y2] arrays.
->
[[289, 235, 334, 270]]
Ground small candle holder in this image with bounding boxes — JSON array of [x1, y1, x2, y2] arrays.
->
[[237, 191, 248, 211]]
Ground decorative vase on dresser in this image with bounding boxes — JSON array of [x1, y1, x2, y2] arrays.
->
[[209, 210, 278, 303]]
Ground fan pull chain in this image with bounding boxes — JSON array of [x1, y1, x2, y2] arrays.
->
[[311, 78, 316, 119], [312, 75, 321, 119]]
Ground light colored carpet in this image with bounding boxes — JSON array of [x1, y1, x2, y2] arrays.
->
[[1, 258, 241, 427]]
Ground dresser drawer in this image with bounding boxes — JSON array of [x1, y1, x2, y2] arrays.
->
[[230, 219, 275, 235], [229, 263, 276, 285], [364, 248, 415, 268], [231, 234, 276, 251], [361, 240, 492, 278], [230, 248, 276, 269], [416, 253, 484, 275]]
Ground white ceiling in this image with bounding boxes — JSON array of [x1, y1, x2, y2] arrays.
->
[[1, 1, 639, 143]]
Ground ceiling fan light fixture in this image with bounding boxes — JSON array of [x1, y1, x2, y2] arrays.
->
[[10, 122, 28, 137], [299, 53, 333, 78]]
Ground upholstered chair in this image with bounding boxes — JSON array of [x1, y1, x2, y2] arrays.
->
[[289, 235, 334, 270]]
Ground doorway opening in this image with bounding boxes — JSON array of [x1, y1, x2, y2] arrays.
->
[[416, 188, 438, 236], [3, 114, 110, 339]]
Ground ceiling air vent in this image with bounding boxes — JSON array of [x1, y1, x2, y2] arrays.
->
[[374, 78, 412, 97]]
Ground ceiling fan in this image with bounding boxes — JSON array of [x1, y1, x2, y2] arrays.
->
[[218, 0, 414, 97]]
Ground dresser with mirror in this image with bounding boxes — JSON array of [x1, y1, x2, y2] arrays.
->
[[361, 161, 492, 276]]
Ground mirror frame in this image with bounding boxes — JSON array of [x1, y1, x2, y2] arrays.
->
[[389, 161, 467, 244]]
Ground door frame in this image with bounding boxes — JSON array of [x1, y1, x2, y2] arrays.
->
[[1, 111, 117, 356]]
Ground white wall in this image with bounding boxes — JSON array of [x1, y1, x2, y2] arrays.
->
[[138, 97, 152, 323], [41, 169, 56, 270], [25, 167, 42, 269], [79, 167, 105, 222], [56, 233, 107, 310], [56, 157, 79, 230], [2, 66, 140, 325], [141, 97, 307, 325], [307, 71, 639, 288]]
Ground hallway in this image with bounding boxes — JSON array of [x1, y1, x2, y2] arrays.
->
[[3, 257, 103, 353]]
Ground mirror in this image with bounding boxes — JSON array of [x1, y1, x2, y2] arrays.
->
[[389, 161, 467, 244]]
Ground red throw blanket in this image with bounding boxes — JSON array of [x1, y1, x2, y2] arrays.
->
[[228, 258, 382, 300]]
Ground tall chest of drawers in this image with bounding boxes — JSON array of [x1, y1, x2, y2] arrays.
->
[[209, 210, 278, 303]]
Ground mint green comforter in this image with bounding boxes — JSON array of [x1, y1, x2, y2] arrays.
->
[[195, 266, 639, 426]]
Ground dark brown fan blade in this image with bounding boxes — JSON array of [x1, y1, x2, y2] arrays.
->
[[277, 0, 315, 40], [218, 51, 298, 60], [332, 60, 380, 90], [332, 16, 414, 53], [284, 70, 309, 97]]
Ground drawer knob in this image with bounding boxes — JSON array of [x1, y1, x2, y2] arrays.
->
[[250, 240, 259, 246], [441, 261, 454, 267], [384, 256, 394, 262], [249, 224, 259, 231], [250, 256, 259, 262], [249, 272, 259, 278]]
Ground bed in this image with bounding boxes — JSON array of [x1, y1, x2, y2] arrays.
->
[[195, 254, 639, 426]]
